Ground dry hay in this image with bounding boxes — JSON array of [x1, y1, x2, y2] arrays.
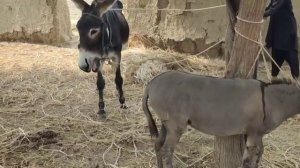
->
[[123, 48, 225, 84], [0, 42, 299, 168]]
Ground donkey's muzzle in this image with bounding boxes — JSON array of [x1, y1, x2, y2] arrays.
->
[[78, 49, 100, 73], [79, 58, 90, 72]]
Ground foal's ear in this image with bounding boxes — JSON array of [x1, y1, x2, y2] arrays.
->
[[95, 0, 116, 16], [71, 0, 89, 11]]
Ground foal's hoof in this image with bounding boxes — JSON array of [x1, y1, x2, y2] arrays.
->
[[98, 110, 107, 119], [120, 104, 128, 109]]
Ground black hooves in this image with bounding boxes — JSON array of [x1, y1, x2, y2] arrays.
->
[[120, 104, 128, 109], [98, 109, 107, 119], [97, 104, 127, 119]]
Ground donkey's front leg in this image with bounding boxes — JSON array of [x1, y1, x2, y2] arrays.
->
[[112, 53, 127, 109], [97, 70, 106, 118], [242, 134, 263, 168]]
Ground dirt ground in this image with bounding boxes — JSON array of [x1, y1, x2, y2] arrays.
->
[[0, 42, 299, 168], [0, 1, 299, 168]]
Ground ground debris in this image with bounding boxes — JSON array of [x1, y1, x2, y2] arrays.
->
[[14, 130, 60, 149]]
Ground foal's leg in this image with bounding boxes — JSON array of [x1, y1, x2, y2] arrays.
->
[[160, 121, 185, 168], [242, 134, 264, 168], [256, 139, 264, 167], [97, 65, 106, 118], [155, 124, 167, 168], [111, 52, 127, 109]]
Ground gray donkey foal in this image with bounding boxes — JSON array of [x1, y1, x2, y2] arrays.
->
[[143, 71, 300, 168]]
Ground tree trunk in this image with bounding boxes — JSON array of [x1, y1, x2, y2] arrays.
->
[[224, 0, 240, 63], [225, 0, 267, 78], [214, 0, 267, 168]]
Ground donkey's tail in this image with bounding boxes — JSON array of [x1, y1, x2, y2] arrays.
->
[[142, 85, 158, 138]]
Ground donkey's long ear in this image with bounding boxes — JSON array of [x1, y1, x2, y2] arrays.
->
[[95, 0, 116, 16], [71, 0, 89, 11]]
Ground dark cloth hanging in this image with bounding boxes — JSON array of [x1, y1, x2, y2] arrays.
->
[[271, 48, 299, 78], [264, 0, 298, 50]]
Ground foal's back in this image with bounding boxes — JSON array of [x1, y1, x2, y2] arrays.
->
[[148, 71, 264, 136]]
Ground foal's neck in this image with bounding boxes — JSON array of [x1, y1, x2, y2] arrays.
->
[[264, 84, 300, 130]]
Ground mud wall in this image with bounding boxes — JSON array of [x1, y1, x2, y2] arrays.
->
[[123, 0, 226, 56], [124, 0, 300, 56], [0, 0, 72, 44]]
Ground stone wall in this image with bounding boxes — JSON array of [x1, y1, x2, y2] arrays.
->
[[0, 0, 72, 44]]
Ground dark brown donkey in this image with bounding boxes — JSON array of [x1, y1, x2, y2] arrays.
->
[[71, 0, 129, 118], [143, 71, 300, 168]]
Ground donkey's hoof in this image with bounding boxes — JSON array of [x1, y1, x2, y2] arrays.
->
[[98, 113, 107, 119], [98, 110, 107, 119], [242, 160, 252, 168], [120, 104, 128, 109]]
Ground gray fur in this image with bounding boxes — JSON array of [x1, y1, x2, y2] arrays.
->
[[143, 71, 300, 168]]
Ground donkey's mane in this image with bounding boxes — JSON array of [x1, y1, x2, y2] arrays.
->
[[266, 78, 293, 86]]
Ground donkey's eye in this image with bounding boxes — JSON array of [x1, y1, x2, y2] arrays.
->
[[89, 28, 100, 38], [90, 30, 98, 36]]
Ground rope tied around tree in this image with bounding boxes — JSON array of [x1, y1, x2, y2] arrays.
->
[[234, 16, 300, 87]]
